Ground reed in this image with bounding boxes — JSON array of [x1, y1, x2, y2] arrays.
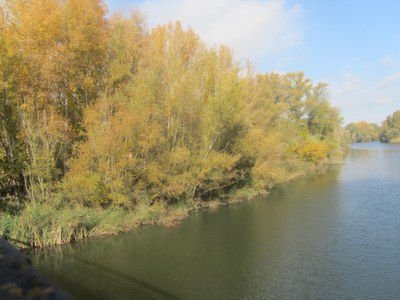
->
[[0, 202, 191, 248]]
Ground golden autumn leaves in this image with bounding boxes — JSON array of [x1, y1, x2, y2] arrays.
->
[[0, 0, 344, 210]]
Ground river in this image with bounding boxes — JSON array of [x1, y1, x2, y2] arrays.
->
[[32, 142, 400, 299]]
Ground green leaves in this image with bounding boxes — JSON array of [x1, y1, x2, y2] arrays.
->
[[0, 2, 346, 211], [346, 122, 380, 143], [380, 110, 400, 143]]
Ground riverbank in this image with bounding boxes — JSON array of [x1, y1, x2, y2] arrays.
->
[[1, 202, 191, 250], [0, 169, 316, 250], [31, 142, 400, 300], [1, 195, 257, 250], [388, 137, 400, 144]]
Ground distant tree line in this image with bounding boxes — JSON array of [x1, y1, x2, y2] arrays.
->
[[380, 110, 400, 143], [345, 110, 400, 143], [345, 122, 380, 143]]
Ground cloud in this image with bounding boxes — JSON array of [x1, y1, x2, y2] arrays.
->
[[379, 54, 400, 69], [330, 71, 400, 124], [377, 71, 400, 88], [137, 0, 303, 66], [331, 72, 363, 101]]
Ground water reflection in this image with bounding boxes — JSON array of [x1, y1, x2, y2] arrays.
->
[[33, 142, 400, 299], [34, 244, 181, 300]]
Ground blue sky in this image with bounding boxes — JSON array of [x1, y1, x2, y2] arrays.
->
[[104, 0, 400, 125]]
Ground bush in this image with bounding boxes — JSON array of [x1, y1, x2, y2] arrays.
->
[[296, 141, 329, 164]]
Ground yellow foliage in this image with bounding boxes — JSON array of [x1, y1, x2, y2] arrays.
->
[[0, 1, 346, 210], [296, 141, 329, 164]]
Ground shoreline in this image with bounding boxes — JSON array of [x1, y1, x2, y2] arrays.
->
[[4, 165, 339, 251]]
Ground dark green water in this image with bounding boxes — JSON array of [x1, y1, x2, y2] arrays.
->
[[32, 142, 400, 299]]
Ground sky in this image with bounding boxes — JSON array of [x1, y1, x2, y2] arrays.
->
[[104, 0, 400, 125]]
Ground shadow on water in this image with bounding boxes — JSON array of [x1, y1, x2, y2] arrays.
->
[[32, 142, 400, 299], [32, 246, 181, 300], [70, 255, 181, 300]]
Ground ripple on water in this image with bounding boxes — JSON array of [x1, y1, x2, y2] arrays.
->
[[33, 142, 400, 300]]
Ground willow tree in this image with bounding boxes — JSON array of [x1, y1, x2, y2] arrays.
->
[[108, 11, 147, 92], [62, 20, 249, 206], [0, 1, 346, 209], [0, 3, 25, 203], [0, 0, 108, 202]]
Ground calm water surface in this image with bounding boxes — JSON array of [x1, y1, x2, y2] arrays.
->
[[33, 142, 400, 299]]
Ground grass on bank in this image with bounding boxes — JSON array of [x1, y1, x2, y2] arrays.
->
[[0, 201, 193, 249], [0, 168, 318, 249]]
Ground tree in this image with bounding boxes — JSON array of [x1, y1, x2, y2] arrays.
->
[[108, 11, 147, 92], [0, 0, 108, 203], [346, 121, 380, 143], [0, 2, 347, 212], [0, 2, 25, 204], [380, 110, 400, 143], [305, 83, 342, 141]]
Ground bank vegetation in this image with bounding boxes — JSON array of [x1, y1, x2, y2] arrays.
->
[[0, 0, 345, 248]]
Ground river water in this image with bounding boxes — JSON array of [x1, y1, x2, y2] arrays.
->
[[32, 142, 400, 299]]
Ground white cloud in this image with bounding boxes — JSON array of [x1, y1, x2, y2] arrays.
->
[[380, 54, 400, 69], [330, 71, 400, 124], [331, 72, 363, 101], [138, 0, 303, 66], [377, 71, 400, 88]]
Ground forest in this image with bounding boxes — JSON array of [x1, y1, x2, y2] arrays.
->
[[345, 122, 380, 143], [345, 110, 400, 143], [379, 110, 400, 143], [0, 0, 345, 247]]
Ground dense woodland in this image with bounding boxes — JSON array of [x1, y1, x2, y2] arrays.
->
[[345, 122, 380, 143], [0, 0, 345, 247], [345, 110, 400, 144], [380, 110, 400, 143]]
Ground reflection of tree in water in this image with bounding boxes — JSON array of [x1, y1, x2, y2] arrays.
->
[[269, 165, 342, 200]]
